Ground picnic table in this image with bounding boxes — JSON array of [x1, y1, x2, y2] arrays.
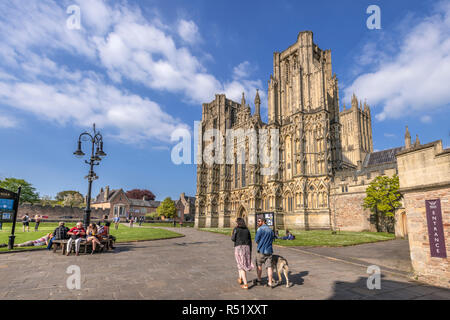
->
[[51, 238, 112, 255]]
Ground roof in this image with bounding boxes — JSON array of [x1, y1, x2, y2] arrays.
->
[[128, 199, 160, 208], [93, 189, 120, 203], [364, 147, 404, 167]]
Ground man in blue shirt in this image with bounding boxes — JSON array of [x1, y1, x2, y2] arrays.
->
[[254, 217, 275, 287]]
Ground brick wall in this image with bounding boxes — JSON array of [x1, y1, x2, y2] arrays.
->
[[404, 187, 450, 288]]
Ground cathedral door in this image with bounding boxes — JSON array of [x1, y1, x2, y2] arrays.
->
[[238, 207, 248, 225]]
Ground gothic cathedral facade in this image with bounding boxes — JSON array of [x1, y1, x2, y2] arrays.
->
[[195, 31, 373, 229]]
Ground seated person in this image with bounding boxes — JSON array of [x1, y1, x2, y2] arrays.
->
[[86, 223, 104, 254], [281, 229, 295, 240], [102, 222, 116, 249], [47, 221, 69, 250], [66, 222, 86, 256]]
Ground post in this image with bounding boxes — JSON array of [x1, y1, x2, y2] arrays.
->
[[84, 166, 94, 228], [8, 186, 21, 250]]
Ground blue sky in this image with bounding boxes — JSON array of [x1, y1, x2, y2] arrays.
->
[[0, 0, 449, 200]]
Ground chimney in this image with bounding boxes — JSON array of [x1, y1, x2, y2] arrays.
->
[[105, 186, 109, 201], [143, 195, 147, 201]]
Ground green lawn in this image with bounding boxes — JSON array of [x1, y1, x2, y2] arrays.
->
[[0, 222, 183, 252], [199, 228, 395, 247]]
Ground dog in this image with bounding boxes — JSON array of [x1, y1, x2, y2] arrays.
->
[[271, 254, 291, 287]]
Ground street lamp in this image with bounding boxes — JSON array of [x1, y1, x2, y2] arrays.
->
[[74, 123, 107, 227]]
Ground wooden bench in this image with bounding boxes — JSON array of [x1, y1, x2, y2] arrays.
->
[[51, 238, 113, 255]]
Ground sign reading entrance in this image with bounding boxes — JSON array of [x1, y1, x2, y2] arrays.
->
[[425, 199, 447, 258]]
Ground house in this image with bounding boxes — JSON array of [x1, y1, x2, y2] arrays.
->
[[175, 193, 196, 222], [91, 186, 160, 219]]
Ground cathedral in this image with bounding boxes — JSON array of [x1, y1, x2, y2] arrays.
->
[[195, 31, 377, 230]]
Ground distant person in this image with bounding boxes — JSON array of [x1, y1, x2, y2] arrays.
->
[[231, 218, 254, 290], [255, 218, 275, 288], [66, 222, 86, 256], [47, 221, 69, 250], [281, 229, 295, 240], [113, 216, 120, 230], [129, 216, 134, 228], [22, 214, 30, 232], [34, 214, 41, 231]]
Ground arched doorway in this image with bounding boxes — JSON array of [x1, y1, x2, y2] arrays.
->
[[238, 206, 248, 225]]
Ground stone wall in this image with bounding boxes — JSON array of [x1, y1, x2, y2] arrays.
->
[[397, 140, 450, 288], [403, 188, 450, 287], [332, 192, 373, 232], [18, 204, 109, 220]]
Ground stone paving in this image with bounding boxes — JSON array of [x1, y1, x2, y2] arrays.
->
[[0, 227, 449, 300]]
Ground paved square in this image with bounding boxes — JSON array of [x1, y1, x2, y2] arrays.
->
[[0, 227, 449, 300]]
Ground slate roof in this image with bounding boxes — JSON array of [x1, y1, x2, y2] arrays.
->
[[128, 198, 160, 208], [364, 147, 404, 167], [93, 189, 120, 203]]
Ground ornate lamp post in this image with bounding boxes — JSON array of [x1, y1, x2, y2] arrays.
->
[[73, 124, 107, 227]]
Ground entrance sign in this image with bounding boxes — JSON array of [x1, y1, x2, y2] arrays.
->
[[425, 199, 447, 258]]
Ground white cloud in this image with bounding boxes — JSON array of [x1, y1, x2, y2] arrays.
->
[[383, 133, 396, 138], [420, 115, 432, 124], [344, 2, 450, 121], [0, 0, 267, 142], [0, 113, 18, 128], [177, 19, 201, 44]]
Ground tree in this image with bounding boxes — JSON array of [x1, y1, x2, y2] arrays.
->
[[62, 193, 85, 207], [156, 197, 176, 219], [363, 174, 402, 232], [0, 178, 40, 204], [126, 189, 156, 201], [56, 190, 83, 202]]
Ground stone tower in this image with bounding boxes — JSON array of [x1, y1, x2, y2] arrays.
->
[[339, 94, 373, 168]]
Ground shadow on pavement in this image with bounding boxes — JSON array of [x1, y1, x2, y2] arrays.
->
[[328, 275, 450, 300]]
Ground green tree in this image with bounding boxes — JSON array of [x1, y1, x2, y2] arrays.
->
[[363, 174, 402, 232], [156, 197, 177, 219], [56, 190, 83, 202], [0, 178, 40, 204], [62, 193, 85, 207]]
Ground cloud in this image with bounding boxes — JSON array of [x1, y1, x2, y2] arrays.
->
[[383, 133, 396, 138], [0, 0, 266, 143], [420, 115, 432, 124], [343, 2, 450, 121], [0, 113, 18, 128], [177, 19, 201, 44]]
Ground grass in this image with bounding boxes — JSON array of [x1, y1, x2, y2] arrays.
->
[[199, 228, 395, 247], [0, 222, 183, 252]]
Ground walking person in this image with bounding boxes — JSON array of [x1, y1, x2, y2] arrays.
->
[[254, 217, 275, 288], [66, 222, 86, 256], [34, 214, 41, 232], [22, 214, 30, 232], [114, 216, 120, 230], [129, 216, 134, 228], [232, 218, 254, 289]]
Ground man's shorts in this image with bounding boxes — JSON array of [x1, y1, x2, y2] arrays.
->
[[256, 252, 273, 269], [23, 222, 29, 226]]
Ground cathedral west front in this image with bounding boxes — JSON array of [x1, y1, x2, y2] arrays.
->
[[195, 31, 377, 230]]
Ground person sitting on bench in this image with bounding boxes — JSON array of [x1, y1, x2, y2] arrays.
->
[[47, 221, 69, 250], [86, 223, 104, 255], [66, 222, 86, 256]]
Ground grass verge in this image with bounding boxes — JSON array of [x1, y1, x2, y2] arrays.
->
[[199, 228, 395, 247]]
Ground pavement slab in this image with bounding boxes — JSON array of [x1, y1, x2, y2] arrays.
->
[[0, 227, 449, 300]]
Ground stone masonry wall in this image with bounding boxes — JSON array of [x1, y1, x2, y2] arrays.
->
[[18, 204, 109, 220], [404, 187, 450, 288], [332, 192, 373, 232]]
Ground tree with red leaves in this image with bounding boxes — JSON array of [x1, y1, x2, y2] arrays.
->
[[126, 189, 156, 201]]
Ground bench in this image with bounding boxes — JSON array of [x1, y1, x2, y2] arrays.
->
[[51, 238, 113, 255]]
